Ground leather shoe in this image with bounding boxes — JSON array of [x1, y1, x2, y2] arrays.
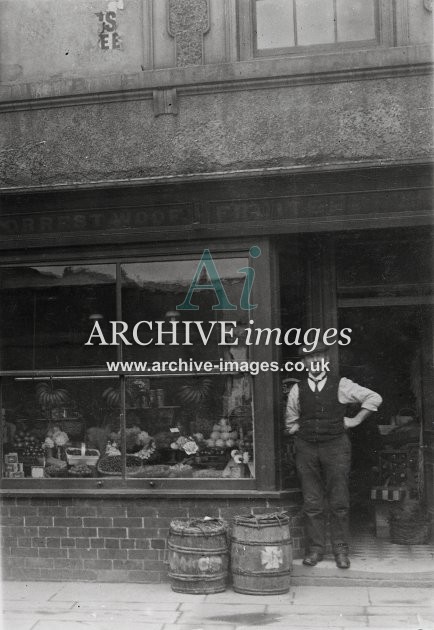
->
[[302, 551, 324, 566], [335, 552, 351, 569]]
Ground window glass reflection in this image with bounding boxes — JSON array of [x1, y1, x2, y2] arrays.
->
[[256, 0, 295, 49], [0, 265, 116, 370]]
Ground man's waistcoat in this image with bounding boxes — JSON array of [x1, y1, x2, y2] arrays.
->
[[298, 374, 346, 442]]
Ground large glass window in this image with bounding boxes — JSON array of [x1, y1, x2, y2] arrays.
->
[[1, 255, 255, 483], [253, 0, 377, 55], [0, 265, 116, 370]]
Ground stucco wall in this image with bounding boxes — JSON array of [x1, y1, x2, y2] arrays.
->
[[0, 73, 432, 187]]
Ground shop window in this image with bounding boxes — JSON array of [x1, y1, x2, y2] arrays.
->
[[0, 255, 255, 485], [0, 265, 117, 370], [239, 0, 393, 60]]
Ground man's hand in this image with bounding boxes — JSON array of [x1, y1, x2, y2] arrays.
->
[[287, 423, 300, 435], [344, 416, 362, 429], [344, 408, 372, 429]]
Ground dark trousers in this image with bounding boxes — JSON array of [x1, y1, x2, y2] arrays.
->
[[295, 433, 351, 554]]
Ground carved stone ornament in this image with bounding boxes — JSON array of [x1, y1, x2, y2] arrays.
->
[[424, 0, 432, 11], [167, 0, 210, 67]]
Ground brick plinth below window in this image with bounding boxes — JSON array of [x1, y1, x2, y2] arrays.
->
[[1, 496, 304, 582]]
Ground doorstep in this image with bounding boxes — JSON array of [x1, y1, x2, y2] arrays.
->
[[291, 557, 434, 587]]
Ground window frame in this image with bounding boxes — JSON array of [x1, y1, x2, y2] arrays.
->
[[238, 0, 394, 61], [0, 238, 278, 493]]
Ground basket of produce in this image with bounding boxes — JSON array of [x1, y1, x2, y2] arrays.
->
[[389, 499, 430, 545], [97, 454, 143, 476], [45, 464, 70, 478], [66, 444, 100, 467], [128, 465, 172, 478], [68, 464, 95, 478]]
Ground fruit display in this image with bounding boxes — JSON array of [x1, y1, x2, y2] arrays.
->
[[102, 387, 121, 408], [36, 382, 71, 409], [45, 465, 70, 478], [205, 418, 238, 449], [11, 430, 43, 458], [65, 446, 100, 467], [68, 464, 94, 477], [97, 454, 143, 476], [110, 426, 152, 453], [178, 378, 212, 405], [170, 435, 200, 455]]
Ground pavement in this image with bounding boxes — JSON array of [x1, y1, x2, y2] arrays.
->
[[2, 580, 434, 630]]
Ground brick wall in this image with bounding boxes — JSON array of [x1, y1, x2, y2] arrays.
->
[[1, 496, 304, 582]]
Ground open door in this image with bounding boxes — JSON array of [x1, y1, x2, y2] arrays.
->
[[420, 309, 434, 525]]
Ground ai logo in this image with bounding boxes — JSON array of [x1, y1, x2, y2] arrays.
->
[[176, 246, 262, 311]]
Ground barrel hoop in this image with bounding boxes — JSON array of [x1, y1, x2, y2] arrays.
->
[[232, 568, 290, 577], [168, 572, 226, 582], [233, 512, 289, 528], [231, 537, 292, 546], [232, 520, 289, 529], [234, 586, 290, 595], [168, 541, 228, 555], [169, 529, 226, 538]]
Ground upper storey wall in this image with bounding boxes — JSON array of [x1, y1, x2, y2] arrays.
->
[[0, 0, 432, 87]]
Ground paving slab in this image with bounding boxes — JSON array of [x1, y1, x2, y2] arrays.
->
[[178, 611, 369, 627], [162, 625, 236, 630], [50, 582, 206, 603], [31, 622, 164, 630], [365, 613, 424, 627], [178, 603, 267, 613], [291, 586, 370, 606], [266, 603, 366, 615], [203, 590, 293, 604], [368, 606, 434, 616], [1, 581, 65, 601], [71, 601, 180, 611], [3, 617, 40, 630], [2, 600, 76, 613], [368, 587, 434, 607]]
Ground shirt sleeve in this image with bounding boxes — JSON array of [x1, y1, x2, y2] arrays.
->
[[285, 383, 301, 431], [338, 377, 382, 412]]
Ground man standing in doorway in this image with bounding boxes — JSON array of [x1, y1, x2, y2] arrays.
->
[[285, 343, 382, 569]]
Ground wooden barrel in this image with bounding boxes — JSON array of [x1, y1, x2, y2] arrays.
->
[[231, 512, 292, 595], [168, 518, 229, 594]]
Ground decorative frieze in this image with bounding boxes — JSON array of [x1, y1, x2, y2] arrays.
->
[[167, 0, 210, 67]]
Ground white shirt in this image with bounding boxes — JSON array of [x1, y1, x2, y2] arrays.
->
[[285, 376, 382, 433]]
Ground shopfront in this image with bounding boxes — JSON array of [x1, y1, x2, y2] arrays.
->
[[0, 163, 432, 581]]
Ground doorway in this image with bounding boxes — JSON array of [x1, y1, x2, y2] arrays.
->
[[338, 305, 428, 541], [278, 226, 433, 571]]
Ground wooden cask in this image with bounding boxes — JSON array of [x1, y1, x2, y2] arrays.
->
[[231, 512, 292, 595], [168, 518, 229, 593]]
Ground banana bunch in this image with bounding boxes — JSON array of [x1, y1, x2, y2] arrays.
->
[[36, 382, 70, 408], [178, 378, 212, 405], [102, 387, 121, 408]]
